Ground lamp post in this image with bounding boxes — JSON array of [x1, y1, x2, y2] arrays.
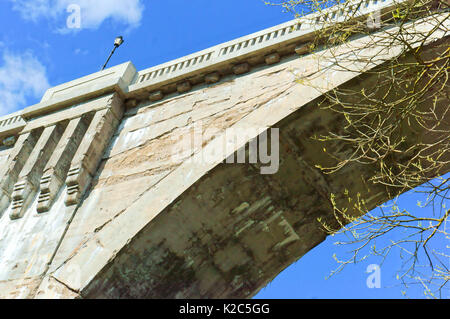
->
[[101, 36, 124, 70]]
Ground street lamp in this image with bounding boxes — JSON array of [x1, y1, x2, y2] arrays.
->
[[101, 36, 124, 70]]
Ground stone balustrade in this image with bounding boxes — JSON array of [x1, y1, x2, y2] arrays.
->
[[0, 112, 26, 145]]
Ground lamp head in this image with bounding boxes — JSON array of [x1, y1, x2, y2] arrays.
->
[[114, 36, 124, 47]]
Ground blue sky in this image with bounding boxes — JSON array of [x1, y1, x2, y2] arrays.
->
[[0, 0, 448, 299], [256, 181, 450, 299]]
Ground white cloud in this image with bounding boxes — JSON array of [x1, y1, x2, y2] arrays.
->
[[10, 0, 144, 30], [74, 48, 89, 55], [0, 51, 50, 116]]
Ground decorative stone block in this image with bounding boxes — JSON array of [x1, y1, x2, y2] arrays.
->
[[233, 63, 250, 75], [177, 81, 192, 93], [149, 90, 164, 101], [0, 129, 42, 215], [64, 95, 123, 207], [265, 53, 281, 65], [125, 99, 138, 108], [8, 124, 65, 219], [205, 72, 221, 84], [65, 165, 91, 206], [10, 180, 34, 220], [37, 174, 61, 213], [295, 42, 312, 55], [37, 116, 90, 213], [2, 136, 16, 147]]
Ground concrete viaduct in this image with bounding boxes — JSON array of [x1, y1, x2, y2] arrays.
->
[[0, 0, 448, 298]]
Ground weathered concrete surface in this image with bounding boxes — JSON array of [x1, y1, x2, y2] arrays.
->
[[0, 10, 447, 298]]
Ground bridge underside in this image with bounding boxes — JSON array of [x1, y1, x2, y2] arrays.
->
[[80, 92, 375, 298]]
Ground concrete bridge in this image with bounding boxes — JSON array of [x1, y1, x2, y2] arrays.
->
[[0, 0, 448, 298]]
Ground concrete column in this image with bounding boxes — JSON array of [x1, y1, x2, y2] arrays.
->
[[0, 129, 43, 216], [10, 123, 66, 220], [65, 95, 123, 206], [37, 115, 92, 213]]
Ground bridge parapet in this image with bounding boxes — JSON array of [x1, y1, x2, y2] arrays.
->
[[128, 0, 410, 98]]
